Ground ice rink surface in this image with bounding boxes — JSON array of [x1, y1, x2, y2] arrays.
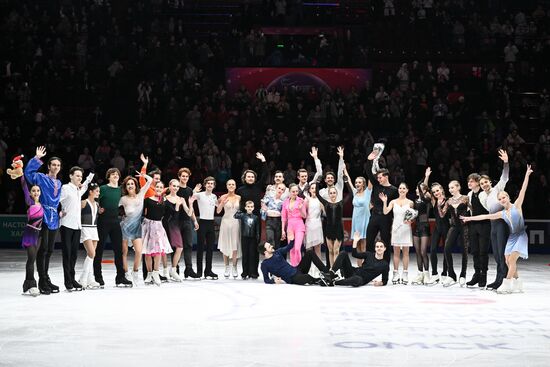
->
[[1, 249, 549, 367]]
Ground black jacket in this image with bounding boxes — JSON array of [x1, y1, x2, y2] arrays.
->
[[234, 211, 260, 241]]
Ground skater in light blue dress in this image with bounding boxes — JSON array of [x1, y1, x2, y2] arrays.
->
[[343, 167, 372, 266], [462, 164, 533, 294]]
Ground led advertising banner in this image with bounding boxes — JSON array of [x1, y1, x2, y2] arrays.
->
[[226, 67, 372, 95]]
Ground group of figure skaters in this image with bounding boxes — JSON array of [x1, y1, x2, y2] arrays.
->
[[16, 142, 532, 296]]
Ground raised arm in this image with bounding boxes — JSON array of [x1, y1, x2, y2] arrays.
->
[[137, 173, 153, 200], [379, 193, 393, 215], [309, 147, 323, 184], [139, 153, 149, 188], [256, 152, 268, 186], [365, 151, 378, 187], [24, 146, 47, 185], [217, 194, 227, 214], [343, 166, 356, 195], [514, 164, 533, 209], [81, 172, 95, 194], [495, 149, 509, 191], [335, 146, 344, 194], [21, 176, 33, 207], [423, 167, 431, 187]]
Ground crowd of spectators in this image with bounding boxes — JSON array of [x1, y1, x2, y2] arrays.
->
[[1, 0, 549, 219]]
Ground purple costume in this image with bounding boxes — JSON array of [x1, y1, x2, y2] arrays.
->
[[21, 176, 44, 248]]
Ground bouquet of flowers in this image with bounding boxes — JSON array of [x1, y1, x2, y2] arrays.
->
[[404, 208, 418, 222], [371, 143, 385, 174]]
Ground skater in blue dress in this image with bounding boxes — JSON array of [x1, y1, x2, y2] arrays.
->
[[343, 167, 372, 266], [462, 164, 532, 294]]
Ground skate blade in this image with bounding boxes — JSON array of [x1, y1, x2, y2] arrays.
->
[[22, 292, 40, 297]]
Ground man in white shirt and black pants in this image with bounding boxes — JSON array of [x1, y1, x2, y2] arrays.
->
[[479, 150, 509, 290], [59, 166, 94, 291], [193, 176, 218, 280]]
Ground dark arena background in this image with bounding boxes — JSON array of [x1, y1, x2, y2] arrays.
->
[[0, 1, 549, 366]]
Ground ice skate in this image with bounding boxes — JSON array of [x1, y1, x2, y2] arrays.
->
[[72, 280, 84, 291], [170, 268, 182, 282], [466, 273, 479, 288], [184, 268, 201, 280], [46, 277, 60, 293], [512, 278, 523, 293], [95, 275, 105, 288], [496, 278, 512, 294], [22, 280, 40, 297], [116, 276, 133, 287], [443, 276, 457, 287], [459, 276, 466, 287], [224, 265, 230, 279], [425, 273, 439, 286], [392, 271, 400, 285], [144, 273, 153, 285], [411, 272, 424, 285], [152, 270, 161, 286], [478, 273, 487, 288], [86, 275, 101, 289], [401, 271, 409, 285], [232, 265, 238, 279], [38, 278, 51, 295], [204, 271, 218, 280]]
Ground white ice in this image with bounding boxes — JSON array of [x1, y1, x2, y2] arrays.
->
[[1, 250, 549, 367]]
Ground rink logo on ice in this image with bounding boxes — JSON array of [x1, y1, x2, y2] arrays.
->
[[334, 341, 514, 350]]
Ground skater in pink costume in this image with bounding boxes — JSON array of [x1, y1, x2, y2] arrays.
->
[[281, 184, 307, 266]]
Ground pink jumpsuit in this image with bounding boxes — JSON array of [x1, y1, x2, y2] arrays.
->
[[282, 197, 306, 266]]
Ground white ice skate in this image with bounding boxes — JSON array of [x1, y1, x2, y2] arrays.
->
[[232, 265, 238, 279], [497, 278, 512, 294], [512, 278, 523, 293], [169, 268, 182, 282], [224, 265, 230, 279], [144, 273, 153, 285], [23, 287, 40, 297], [443, 277, 457, 287], [392, 271, 400, 285], [411, 272, 424, 285], [425, 273, 439, 286], [151, 271, 161, 287], [401, 271, 409, 285]]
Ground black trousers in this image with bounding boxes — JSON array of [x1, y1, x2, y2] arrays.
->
[[469, 221, 491, 274], [331, 252, 366, 287], [25, 245, 39, 282], [179, 220, 194, 270], [430, 223, 449, 276], [290, 251, 328, 285], [37, 226, 57, 279], [366, 213, 392, 263], [444, 225, 469, 280], [265, 217, 282, 249], [197, 219, 215, 274], [95, 218, 124, 280], [241, 236, 259, 277], [491, 219, 509, 282], [60, 226, 81, 285]]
